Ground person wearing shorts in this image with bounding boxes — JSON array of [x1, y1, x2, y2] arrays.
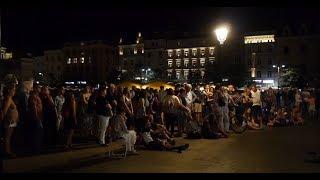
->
[[251, 85, 263, 129]]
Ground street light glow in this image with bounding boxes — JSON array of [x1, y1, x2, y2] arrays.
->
[[215, 26, 229, 45], [282, 65, 285, 68], [273, 65, 276, 68]]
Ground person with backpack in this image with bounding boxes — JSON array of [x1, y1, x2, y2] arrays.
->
[[162, 88, 190, 137]]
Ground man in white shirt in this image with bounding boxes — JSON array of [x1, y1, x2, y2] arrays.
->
[[251, 84, 263, 128], [184, 84, 197, 111]]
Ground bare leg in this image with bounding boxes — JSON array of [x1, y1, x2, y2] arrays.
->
[[4, 127, 15, 156]]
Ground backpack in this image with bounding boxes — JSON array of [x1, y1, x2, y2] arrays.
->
[[164, 96, 176, 114]]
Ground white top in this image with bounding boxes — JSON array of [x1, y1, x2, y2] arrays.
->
[[295, 93, 302, 105], [251, 90, 262, 106], [185, 91, 196, 106], [142, 132, 153, 144]]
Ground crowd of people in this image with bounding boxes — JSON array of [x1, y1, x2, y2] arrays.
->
[[1, 75, 320, 158]]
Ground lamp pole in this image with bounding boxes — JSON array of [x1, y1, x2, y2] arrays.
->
[[273, 64, 285, 88], [214, 25, 229, 83]]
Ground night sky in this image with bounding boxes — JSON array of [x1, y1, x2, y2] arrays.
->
[[1, 7, 319, 56]]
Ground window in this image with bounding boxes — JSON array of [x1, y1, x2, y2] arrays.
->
[[176, 70, 181, 79], [80, 57, 85, 63], [201, 70, 205, 77], [192, 49, 197, 56], [257, 46, 261, 53], [184, 70, 189, 79], [257, 71, 261, 78], [200, 58, 205, 67], [209, 47, 214, 55], [142, 48, 144, 54], [176, 59, 181, 67], [268, 45, 272, 52], [176, 49, 181, 57], [209, 57, 215, 64], [248, 59, 252, 66], [268, 71, 272, 78], [200, 48, 205, 56], [168, 60, 173, 68], [257, 57, 261, 65], [67, 58, 71, 64], [184, 49, 189, 57], [192, 59, 197, 67], [267, 57, 272, 65], [168, 50, 173, 57], [184, 59, 189, 67], [119, 48, 123, 55], [168, 72, 172, 78], [73, 58, 77, 64], [134, 48, 137, 54]]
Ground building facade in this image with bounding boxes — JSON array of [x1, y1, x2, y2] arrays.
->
[[244, 33, 277, 87], [63, 40, 117, 85], [44, 49, 65, 85]]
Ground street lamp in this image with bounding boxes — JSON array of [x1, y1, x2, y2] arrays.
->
[[215, 26, 229, 45], [273, 64, 285, 88], [214, 25, 229, 83]]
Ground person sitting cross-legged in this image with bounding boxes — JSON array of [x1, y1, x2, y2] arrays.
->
[[141, 119, 189, 153]]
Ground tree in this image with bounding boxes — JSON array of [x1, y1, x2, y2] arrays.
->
[[280, 68, 304, 88]]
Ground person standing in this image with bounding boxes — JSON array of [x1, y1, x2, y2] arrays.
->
[[26, 84, 43, 155], [95, 87, 113, 145], [251, 85, 263, 129], [54, 86, 65, 132], [41, 85, 58, 146], [0, 84, 19, 158], [62, 92, 77, 150]]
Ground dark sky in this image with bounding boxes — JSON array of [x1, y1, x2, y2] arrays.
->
[[1, 7, 319, 56]]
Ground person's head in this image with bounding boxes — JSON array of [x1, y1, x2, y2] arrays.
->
[[22, 79, 34, 93], [195, 85, 201, 91], [65, 91, 75, 105], [205, 85, 210, 92], [251, 84, 257, 92], [140, 89, 147, 98], [57, 85, 65, 96], [83, 86, 90, 94], [179, 87, 186, 96], [117, 86, 124, 95], [185, 84, 192, 92], [166, 88, 174, 96], [160, 86, 164, 91], [109, 83, 116, 93], [41, 85, 50, 96], [98, 87, 107, 97], [215, 84, 221, 91], [3, 84, 16, 97], [123, 87, 130, 96], [33, 83, 41, 94]]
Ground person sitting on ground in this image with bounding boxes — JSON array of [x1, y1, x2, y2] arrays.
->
[[201, 119, 222, 139], [245, 108, 261, 130], [268, 107, 292, 127], [141, 118, 189, 153], [185, 117, 202, 139]]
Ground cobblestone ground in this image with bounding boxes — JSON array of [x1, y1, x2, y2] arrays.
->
[[67, 120, 320, 173]]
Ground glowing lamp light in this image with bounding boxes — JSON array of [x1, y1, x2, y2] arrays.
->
[[282, 65, 285, 68], [215, 26, 229, 45]]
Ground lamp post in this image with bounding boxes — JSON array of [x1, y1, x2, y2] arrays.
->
[[273, 64, 285, 88], [214, 25, 229, 83]]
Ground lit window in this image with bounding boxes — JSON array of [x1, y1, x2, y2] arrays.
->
[[200, 58, 205, 67], [119, 48, 123, 55], [73, 58, 77, 64], [184, 49, 189, 57], [134, 48, 137, 54], [67, 58, 71, 64], [176, 49, 181, 57], [209, 47, 214, 55], [192, 48, 197, 56], [168, 50, 173, 57], [176, 59, 181, 67], [184, 59, 189, 67], [200, 48, 205, 56], [80, 57, 85, 63], [184, 70, 189, 79], [209, 57, 215, 64], [192, 59, 197, 67], [168, 60, 173, 68], [176, 70, 181, 79], [201, 70, 205, 77]]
